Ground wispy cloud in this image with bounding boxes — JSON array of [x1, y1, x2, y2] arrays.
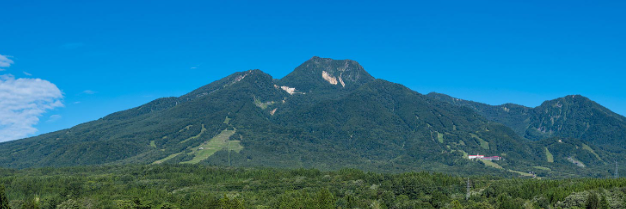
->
[[0, 54, 14, 68], [0, 74, 64, 142], [46, 114, 62, 123], [0, 69, 5, 72], [83, 90, 95, 94], [23, 71, 32, 76]]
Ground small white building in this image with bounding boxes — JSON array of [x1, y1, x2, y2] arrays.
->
[[468, 153, 502, 161], [468, 154, 484, 159]]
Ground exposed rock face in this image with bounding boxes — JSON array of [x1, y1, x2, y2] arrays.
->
[[322, 71, 338, 85], [279, 56, 375, 92], [281, 86, 296, 95], [338, 76, 345, 87]]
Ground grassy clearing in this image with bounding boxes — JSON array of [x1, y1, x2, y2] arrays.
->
[[534, 166, 552, 171], [470, 133, 489, 150], [152, 152, 182, 164], [545, 147, 554, 163], [508, 169, 535, 177], [437, 132, 444, 143], [181, 129, 242, 164], [178, 125, 193, 133], [582, 143, 602, 161], [223, 116, 231, 124], [149, 140, 156, 148], [254, 98, 274, 110], [479, 159, 502, 169], [567, 157, 586, 168], [179, 124, 206, 144], [456, 150, 468, 158]]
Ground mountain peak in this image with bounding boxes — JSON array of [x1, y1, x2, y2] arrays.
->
[[539, 95, 594, 109], [306, 56, 361, 69], [309, 55, 323, 60], [562, 94, 591, 102], [279, 57, 375, 92]]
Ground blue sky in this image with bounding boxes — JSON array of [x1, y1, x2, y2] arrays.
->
[[0, 0, 624, 141]]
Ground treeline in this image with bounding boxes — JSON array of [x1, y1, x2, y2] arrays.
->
[[1, 164, 625, 208]]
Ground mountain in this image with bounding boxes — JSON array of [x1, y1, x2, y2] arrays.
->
[[0, 57, 623, 177], [279, 56, 375, 92], [0, 70, 284, 168], [272, 56, 376, 114], [427, 93, 626, 152]]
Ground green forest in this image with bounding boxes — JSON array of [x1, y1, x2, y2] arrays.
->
[[1, 164, 625, 209]]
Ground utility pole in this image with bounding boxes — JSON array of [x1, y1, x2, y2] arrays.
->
[[466, 178, 471, 200]]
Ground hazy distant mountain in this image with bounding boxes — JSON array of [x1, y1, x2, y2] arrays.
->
[[0, 57, 622, 177]]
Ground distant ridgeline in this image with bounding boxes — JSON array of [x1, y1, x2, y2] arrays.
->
[[0, 56, 625, 178]]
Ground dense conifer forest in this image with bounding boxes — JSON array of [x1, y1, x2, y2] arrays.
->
[[1, 164, 626, 209]]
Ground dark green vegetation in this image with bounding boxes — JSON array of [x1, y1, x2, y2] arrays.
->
[[2, 165, 626, 209], [427, 93, 626, 152], [0, 56, 624, 178]]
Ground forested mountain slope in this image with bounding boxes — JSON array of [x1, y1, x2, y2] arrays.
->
[[0, 57, 623, 178], [427, 93, 626, 152]]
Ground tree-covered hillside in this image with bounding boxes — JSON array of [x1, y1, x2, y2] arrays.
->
[[0, 57, 624, 178], [427, 93, 626, 152]]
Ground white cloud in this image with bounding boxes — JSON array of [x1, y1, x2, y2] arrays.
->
[[23, 71, 32, 76], [46, 114, 62, 123], [0, 74, 64, 142], [83, 90, 95, 94], [0, 54, 14, 68], [0, 69, 5, 72]]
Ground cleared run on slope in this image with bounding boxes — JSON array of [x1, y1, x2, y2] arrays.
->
[[181, 129, 242, 164], [179, 124, 207, 144], [545, 147, 554, 163]]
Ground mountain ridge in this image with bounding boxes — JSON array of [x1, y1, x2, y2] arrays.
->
[[427, 93, 626, 151], [0, 57, 623, 178]]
